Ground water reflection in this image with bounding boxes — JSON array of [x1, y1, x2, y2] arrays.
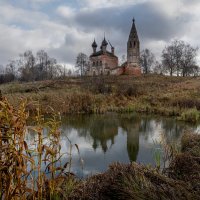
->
[[57, 113, 198, 177], [24, 112, 199, 178]]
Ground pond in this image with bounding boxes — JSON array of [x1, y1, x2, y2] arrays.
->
[[57, 113, 199, 177], [26, 113, 199, 178]]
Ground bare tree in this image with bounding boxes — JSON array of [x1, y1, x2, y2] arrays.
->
[[153, 61, 165, 75], [75, 53, 89, 76], [18, 50, 35, 81], [140, 49, 155, 74], [162, 40, 198, 76], [180, 44, 198, 77]]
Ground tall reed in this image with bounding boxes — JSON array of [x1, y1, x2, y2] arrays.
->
[[0, 97, 78, 200]]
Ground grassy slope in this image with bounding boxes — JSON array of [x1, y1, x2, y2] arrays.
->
[[1, 75, 200, 118]]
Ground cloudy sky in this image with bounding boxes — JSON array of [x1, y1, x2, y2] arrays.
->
[[0, 0, 200, 69]]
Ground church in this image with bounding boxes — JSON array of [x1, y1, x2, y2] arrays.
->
[[86, 18, 141, 76]]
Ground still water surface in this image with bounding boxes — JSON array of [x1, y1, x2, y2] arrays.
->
[[26, 113, 199, 177], [57, 113, 199, 177]]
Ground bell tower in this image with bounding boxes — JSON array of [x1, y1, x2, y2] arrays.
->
[[127, 18, 140, 67]]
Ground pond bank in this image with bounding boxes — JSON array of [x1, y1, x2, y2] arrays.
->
[[67, 133, 200, 200]]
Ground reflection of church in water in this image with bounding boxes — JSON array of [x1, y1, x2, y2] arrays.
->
[[62, 114, 140, 162], [120, 115, 140, 161], [89, 114, 140, 162], [89, 116, 118, 153]]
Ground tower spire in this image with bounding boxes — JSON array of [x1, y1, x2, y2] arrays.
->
[[129, 17, 138, 40], [127, 18, 140, 66]]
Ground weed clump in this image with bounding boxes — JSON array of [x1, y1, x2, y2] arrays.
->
[[69, 162, 198, 200], [179, 108, 200, 122], [166, 133, 200, 195], [116, 83, 142, 97]]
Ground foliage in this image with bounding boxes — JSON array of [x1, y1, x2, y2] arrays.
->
[[0, 97, 78, 199], [179, 108, 200, 123]]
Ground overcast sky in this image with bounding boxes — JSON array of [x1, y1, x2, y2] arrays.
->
[[0, 0, 200, 69]]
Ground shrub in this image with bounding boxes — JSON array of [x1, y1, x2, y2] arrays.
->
[[116, 83, 142, 97], [179, 108, 200, 122]]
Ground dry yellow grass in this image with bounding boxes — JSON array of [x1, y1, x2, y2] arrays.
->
[[1, 75, 200, 121]]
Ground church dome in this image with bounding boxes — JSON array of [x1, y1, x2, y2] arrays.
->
[[92, 39, 97, 48], [101, 37, 108, 46]]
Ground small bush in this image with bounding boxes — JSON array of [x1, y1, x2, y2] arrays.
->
[[116, 83, 142, 97], [179, 108, 200, 122], [85, 77, 113, 94]]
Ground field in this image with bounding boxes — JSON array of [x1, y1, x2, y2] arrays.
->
[[1, 75, 200, 199], [1, 75, 200, 121]]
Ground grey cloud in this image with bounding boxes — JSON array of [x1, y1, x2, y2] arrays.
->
[[49, 0, 197, 65], [75, 2, 191, 41], [0, 0, 200, 68]]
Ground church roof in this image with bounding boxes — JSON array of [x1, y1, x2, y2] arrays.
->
[[90, 50, 117, 58], [129, 18, 139, 40]]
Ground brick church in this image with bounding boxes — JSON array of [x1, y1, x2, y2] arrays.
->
[[86, 18, 141, 76]]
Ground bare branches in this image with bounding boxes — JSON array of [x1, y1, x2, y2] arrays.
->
[[140, 49, 155, 74], [75, 52, 89, 76], [162, 40, 199, 76]]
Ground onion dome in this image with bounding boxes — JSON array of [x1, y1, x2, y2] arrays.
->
[[101, 37, 108, 46], [92, 39, 97, 48]]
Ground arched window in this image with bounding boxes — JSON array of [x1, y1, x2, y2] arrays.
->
[[96, 61, 98, 66], [100, 70, 103, 75], [93, 62, 95, 66], [129, 42, 132, 48], [93, 71, 96, 76], [133, 41, 136, 47], [100, 61, 102, 66]]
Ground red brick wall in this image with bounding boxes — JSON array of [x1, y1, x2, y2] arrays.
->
[[125, 66, 141, 76], [102, 55, 118, 69], [90, 54, 118, 70]]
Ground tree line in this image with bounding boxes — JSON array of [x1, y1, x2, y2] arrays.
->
[[140, 39, 199, 76], [0, 50, 72, 84], [0, 39, 199, 84]]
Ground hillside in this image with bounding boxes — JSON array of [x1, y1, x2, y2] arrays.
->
[[1, 75, 200, 121]]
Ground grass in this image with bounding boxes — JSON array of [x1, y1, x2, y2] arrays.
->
[[1, 75, 200, 121], [179, 108, 200, 123], [0, 75, 200, 122]]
